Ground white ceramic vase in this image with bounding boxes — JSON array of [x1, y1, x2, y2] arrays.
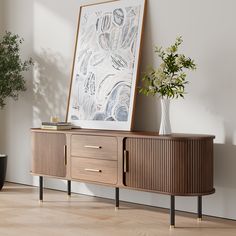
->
[[159, 98, 171, 135]]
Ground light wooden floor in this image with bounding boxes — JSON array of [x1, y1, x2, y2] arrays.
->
[[0, 183, 236, 236]]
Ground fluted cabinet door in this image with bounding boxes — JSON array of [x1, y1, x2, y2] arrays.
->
[[31, 132, 66, 177], [124, 137, 214, 196]]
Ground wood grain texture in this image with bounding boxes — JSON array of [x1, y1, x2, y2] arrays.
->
[[71, 134, 117, 160], [31, 129, 215, 196], [1, 183, 235, 235], [71, 157, 117, 184], [124, 137, 214, 196], [31, 132, 66, 177], [31, 128, 215, 140]]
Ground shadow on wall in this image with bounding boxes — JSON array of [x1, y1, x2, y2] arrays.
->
[[133, 0, 160, 132], [33, 49, 69, 124], [213, 143, 236, 217], [214, 144, 236, 189], [32, 49, 70, 188], [33, 0, 160, 132]]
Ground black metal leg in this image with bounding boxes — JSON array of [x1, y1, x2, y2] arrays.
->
[[198, 196, 202, 220], [115, 187, 119, 209], [39, 176, 43, 202], [67, 180, 71, 196], [170, 195, 175, 228]]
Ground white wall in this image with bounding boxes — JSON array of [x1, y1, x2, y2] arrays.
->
[[0, 0, 3, 33], [1, 0, 236, 220]]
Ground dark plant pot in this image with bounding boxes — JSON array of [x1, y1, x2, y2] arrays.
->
[[0, 154, 7, 191]]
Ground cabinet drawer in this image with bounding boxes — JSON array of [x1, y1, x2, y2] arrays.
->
[[71, 135, 117, 160], [71, 157, 117, 184]]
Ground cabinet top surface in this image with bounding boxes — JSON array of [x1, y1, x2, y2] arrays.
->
[[31, 128, 215, 140]]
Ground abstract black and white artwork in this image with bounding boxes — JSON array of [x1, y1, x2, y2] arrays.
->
[[67, 0, 146, 130]]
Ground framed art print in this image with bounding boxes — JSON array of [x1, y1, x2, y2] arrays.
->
[[66, 0, 146, 130]]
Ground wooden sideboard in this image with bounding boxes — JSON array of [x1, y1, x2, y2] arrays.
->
[[31, 128, 215, 228]]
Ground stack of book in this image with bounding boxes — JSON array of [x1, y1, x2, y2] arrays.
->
[[41, 122, 73, 130]]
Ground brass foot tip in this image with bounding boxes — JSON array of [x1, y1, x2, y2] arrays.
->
[[169, 225, 175, 229], [197, 217, 202, 222], [39, 200, 43, 204], [115, 207, 119, 211]]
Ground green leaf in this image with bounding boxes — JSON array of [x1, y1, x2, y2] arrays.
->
[[138, 36, 196, 99], [0, 31, 34, 109]]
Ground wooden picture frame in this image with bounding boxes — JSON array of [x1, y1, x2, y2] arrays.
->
[[66, 0, 146, 130]]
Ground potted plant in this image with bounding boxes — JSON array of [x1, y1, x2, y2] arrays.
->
[[139, 36, 196, 134], [0, 31, 33, 190]]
